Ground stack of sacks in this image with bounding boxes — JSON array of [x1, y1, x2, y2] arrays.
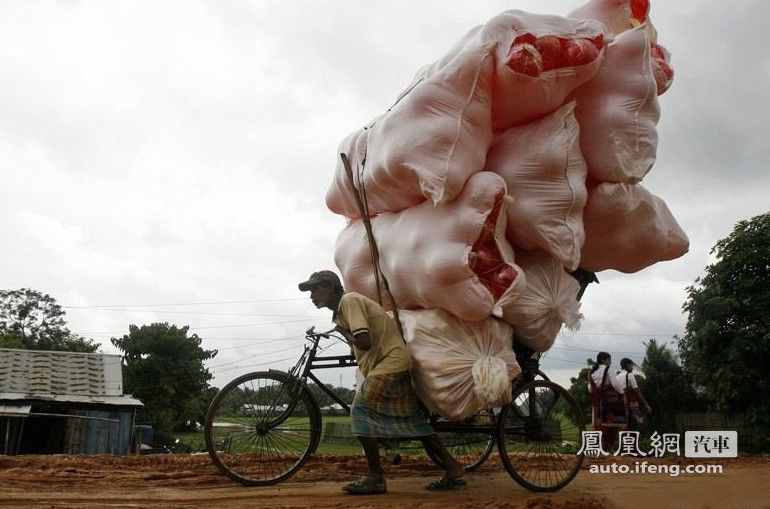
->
[[573, 24, 660, 184], [325, 10, 610, 217], [335, 172, 526, 321], [568, 2, 689, 269], [568, 0, 674, 95], [580, 183, 689, 273], [486, 101, 588, 271], [501, 251, 583, 352], [400, 309, 521, 421], [327, 0, 688, 421]]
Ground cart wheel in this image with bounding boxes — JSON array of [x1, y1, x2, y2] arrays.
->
[[497, 380, 585, 492], [427, 411, 496, 472], [205, 371, 321, 486]]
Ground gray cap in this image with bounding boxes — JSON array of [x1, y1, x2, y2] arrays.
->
[[298, 270, 342, 291]]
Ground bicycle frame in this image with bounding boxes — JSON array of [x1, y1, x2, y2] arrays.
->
[[283, 327, 551, 435]]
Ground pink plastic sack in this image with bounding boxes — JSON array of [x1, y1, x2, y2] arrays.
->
[[574, 24, 660, 184], [325, 47, 495, 217], [486, 102, 588, 271], [437, 10, 608, 130], [501, 251, 582, 352], [568, 0, 650, 36], [400, 309, 521, 421], [335, 172, 526, 322], [569, 1, 673, 96], [580, 182, 689, 273], [650, 41, 673, 95]]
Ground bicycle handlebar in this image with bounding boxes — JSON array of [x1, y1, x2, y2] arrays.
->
[[305, 326, 338, 340]]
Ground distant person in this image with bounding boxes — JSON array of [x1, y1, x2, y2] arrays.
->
[[587, 352, 625, 451], [299, 270, 466, 494], [618, 358, 652, 431]]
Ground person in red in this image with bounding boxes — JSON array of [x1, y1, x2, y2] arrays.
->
[[587, 352, 625, 451], [299, 270, 466, 494], [618, 358, 652, 431]]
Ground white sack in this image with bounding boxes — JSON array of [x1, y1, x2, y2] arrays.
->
[[325, 47, 495, 217], [568, 0, 651, 36], [335, 172, 526, 322], [569, 1, 673, 96], [486, 102, 588, 271], [580, 182, 689, 273], [400, 309, 521, 421], [650, 41, 673, 95], [433, 10, 609, 130], [501, 251, 582, 352], [573, 24, 660, 184]]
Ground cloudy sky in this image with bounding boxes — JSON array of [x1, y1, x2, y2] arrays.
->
[[1, 0, 767, 390]]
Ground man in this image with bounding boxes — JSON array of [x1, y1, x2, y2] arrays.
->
[[299, 270, 466, 494], [618, 358, 652, 431]]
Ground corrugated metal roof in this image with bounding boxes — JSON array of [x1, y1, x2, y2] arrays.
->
[[0, 403, 32, 416], [0, 392, 142, 406], [0, 348, 141, 406]]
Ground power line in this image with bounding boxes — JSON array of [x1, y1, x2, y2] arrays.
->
[[550, 344, 646, 355], [80, 317, 327, 335], [64, 308, 325, 319], [565, 331, 680, 337], [208, 343, 305, 369], [62, 297, 308, 308], [210, 339, 344, 377]]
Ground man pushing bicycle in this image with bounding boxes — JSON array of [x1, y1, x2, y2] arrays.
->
[[299, 270, 467, 494]]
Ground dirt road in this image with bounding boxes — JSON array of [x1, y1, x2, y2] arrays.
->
[[1, 454, 768, 509]]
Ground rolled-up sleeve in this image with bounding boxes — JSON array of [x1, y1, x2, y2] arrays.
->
[[339, 295, 369, 336]]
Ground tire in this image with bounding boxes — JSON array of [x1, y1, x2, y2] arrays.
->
[[497, 380, 585, 492], [205, 371, 321, 486], [427, 411, 496, 472]]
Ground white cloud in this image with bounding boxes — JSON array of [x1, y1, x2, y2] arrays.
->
[[1, 0, 767, 389]]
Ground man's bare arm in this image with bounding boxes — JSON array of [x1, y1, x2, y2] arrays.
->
[[352, 331, 372, 351]]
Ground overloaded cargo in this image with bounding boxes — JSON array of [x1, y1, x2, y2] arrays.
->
[[486, 101, 588, 271], [400, 309, 521, 421], [327, 0, 688, 421], [335, 172, 525, 322]]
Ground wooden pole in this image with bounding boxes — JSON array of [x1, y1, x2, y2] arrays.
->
[[340, 153, 406, 339]]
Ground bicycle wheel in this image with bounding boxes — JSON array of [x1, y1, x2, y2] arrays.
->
[[205, 371, 321, 486], [427, 411, 496, 472], [497, 380, 585, 492]]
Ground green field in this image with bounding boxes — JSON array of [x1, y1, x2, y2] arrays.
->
[[179, 415, 440, 456], [178, 415, 362, 454]]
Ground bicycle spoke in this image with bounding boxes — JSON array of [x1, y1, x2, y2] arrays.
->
[[206, 372, 319, 485]]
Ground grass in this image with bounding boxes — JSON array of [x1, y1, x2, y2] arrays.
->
[[177, 414, 357, 453]]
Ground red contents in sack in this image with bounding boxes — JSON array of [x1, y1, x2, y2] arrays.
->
[[650, 42, 666, 61], [507, 43, 542, 77], [650, 42, 673, 95], [534, 36, 562, 71], [560, 38, 600, 67], [590, 34, 605, 51], [630, 0, 650, 22], [468, 193, 517, 300], [509, 33, 602, 76], [513, 32, 537, 46]]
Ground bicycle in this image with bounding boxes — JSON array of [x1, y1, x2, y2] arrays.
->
[[204, 327, 585, 492]]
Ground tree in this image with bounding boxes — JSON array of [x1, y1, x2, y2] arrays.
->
[[0, 288, 98, 352], [568, 364, 593, 423], [678, 212, 770, 428], [638, 339, 700, 432], [112, 323, 217, 437]]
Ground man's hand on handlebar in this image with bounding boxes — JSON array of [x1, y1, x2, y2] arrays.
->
[[334, 325, 354, 343]]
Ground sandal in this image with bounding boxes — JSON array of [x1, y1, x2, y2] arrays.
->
[[425, 476, 467, 491], [342, 475, 387, 495]]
